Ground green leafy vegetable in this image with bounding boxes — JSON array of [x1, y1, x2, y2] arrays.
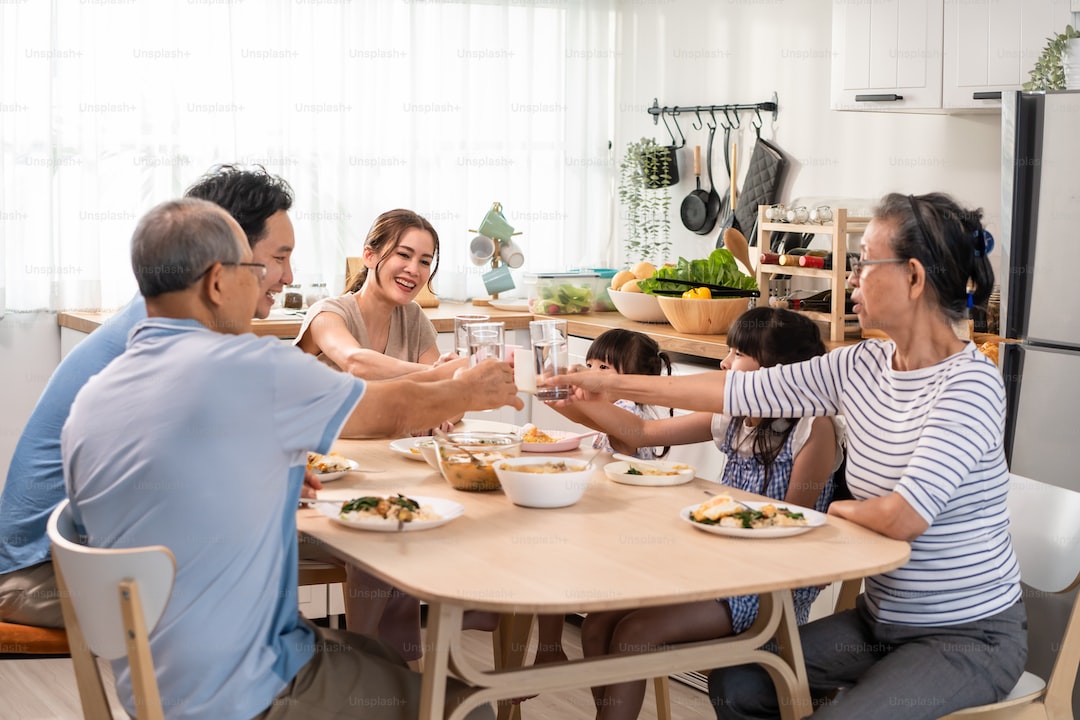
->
[[637, 249, 758, 294]]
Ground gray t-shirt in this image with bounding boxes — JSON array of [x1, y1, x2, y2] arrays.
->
[[295, 292, 438, 371]]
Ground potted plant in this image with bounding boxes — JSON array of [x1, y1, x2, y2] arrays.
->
[[1024, 24, 1080, 90], [618, 137, 673, 265]]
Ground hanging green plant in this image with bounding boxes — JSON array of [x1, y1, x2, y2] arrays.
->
[[618, 138, 672, 265], [1024, 25, 1080, 91]]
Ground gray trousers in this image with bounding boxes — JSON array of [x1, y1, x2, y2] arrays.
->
[[709, 595, 1027, 720]]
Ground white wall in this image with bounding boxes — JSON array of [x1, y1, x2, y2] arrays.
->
[[614, 0, 1003, 265], [0, 312, 60, 490]]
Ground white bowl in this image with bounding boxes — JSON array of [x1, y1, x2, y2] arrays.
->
[[494, 456, 593, 508], [607, 289, 669, 323], [416, 437, 440, 469]]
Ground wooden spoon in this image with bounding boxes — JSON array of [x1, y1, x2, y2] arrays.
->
[[723, 227, 754, 276]]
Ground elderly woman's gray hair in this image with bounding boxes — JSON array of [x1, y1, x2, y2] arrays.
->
[[130, 198, 244, 298], [874, 192, 995, 323]]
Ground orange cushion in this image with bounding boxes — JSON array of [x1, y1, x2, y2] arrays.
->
[[0, 621, 70, 655]]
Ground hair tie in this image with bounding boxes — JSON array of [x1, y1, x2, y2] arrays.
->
[[973, 229, 994, 257]]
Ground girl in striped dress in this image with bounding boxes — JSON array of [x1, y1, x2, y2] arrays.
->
[[562, 307, 843, 720]]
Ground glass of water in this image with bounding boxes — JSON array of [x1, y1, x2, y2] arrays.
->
[[529, 319, 570, 401], [454, 314, 490, 357], [466, 321, 505, 366]]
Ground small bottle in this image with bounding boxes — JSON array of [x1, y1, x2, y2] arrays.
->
[[283, 284, 304, 310], [305, 282, 329, 308]]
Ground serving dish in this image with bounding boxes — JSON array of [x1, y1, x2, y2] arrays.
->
[[604, 459, 694, 486], [607, 289, 668, 323], [389, 437, 440, 468], [515, 426, 598, 453], [678, 500, 826, 538], [307, 452, 361, 482], [317, 495, 465, 532]]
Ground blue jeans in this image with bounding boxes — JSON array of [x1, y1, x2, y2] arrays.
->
[[709, 595, 1027, 720]]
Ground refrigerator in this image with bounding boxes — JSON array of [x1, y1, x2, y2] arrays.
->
[[999, 88, 1080, 713]]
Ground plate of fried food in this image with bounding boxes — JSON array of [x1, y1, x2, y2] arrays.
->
[[680, 495, 826, 538], [515, 424, 598, 453], [316, 493, 465, 532], [604, 459, 694, 486], [306, 451, 361, 482]]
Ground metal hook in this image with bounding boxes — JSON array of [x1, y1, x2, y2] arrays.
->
[[706, 107, 717, 131], [670, 110, 686, 148], [692, 108, 703, 132], [661, 110, 678, 147], [724, 107, 739, 130], [752, 107, 763, 138]]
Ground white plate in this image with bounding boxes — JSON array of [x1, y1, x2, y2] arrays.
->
[[517, 428, 592, 453], [487, 299, 530, 312], [313, 458, 361, 482], [389, 437, 429, 462], [679, 500, 826, 538], [316, 495, 465, 532], [604, 460, 694, 486]]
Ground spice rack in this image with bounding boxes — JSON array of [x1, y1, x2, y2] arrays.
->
[[754, 206, 870, 342]]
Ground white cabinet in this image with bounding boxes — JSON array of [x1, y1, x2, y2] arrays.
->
[[942, 0, 1073, 109], [833, 0, 1072, 111], [831, 0, 944, 111]]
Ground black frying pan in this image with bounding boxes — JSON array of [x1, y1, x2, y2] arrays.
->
[[696, 124, 721, 235], [680, 145, 709, 232]]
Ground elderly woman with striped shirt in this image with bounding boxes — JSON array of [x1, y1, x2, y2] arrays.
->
[[550, 192, 1025, 719]]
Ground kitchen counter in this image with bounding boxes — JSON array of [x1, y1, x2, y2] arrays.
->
[[58, 301, 859, 361]]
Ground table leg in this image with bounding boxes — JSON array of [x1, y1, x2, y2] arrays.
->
[[493, 614, 533, 720], [420, 602, 464, 720], [762, 590, 813, 720]]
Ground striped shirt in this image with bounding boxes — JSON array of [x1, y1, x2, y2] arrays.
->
[[724, 340, 1021, 626]]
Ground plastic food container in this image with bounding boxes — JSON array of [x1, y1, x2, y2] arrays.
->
[[524, 270, 616, 315]]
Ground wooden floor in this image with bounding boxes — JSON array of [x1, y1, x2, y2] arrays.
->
[[0, 619, 714, 719]]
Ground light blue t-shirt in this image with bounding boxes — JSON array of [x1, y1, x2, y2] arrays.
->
[[0, 295, 147, 576], [62, 318, 364, 720]]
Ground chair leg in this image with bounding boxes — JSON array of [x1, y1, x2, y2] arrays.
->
[[654, 675, 673, 720], [54, 562, 113, 720]]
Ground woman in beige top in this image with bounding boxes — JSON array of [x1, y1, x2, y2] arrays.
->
[[296, 208, 459, 381], [297, 209, 493, 660]]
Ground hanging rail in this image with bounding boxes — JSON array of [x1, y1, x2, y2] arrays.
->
[[647, 91, 779, 125]]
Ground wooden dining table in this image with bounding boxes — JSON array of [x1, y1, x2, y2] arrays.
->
[[297, 421, 910, 720]]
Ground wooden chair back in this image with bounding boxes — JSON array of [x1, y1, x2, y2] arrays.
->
[[47, 499, 176, 720]]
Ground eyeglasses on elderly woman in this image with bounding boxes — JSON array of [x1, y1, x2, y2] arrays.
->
[[850, 257, 907, 278]]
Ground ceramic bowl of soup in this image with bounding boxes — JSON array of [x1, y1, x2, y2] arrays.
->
[[494, 456, 593, 508]]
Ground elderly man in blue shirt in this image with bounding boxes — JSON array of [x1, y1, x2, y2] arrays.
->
[[61, 198, 517, 720]]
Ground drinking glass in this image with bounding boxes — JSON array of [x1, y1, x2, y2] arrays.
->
[[466, 321, 505, 366], [530, 319, 570, 401], [454, 314, 490, 357]]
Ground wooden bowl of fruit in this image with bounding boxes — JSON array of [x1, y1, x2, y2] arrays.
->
[[657, 296, 753, 335]]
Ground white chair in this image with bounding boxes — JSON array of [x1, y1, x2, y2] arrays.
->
[[939, 473, 1080, 719], [47, 499, 176, 720]]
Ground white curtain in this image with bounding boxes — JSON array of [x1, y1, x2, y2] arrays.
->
[[0, 0, 617, 312]]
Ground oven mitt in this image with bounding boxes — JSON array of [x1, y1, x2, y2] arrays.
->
[[735, 138, 786, 246]]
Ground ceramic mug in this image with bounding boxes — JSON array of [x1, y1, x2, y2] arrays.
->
[[469, 235, 496, 266], [499, 240, 525, 269], [482, 265, 515, 295], [478, 208, 515, 243]]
